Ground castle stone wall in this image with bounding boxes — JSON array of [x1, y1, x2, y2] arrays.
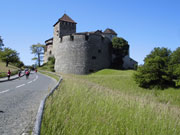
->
[[52, 22, 60, 57], [54, 34, 112, 74]]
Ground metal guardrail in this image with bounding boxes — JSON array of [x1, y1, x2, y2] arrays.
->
[[33, 71, 63, 135]]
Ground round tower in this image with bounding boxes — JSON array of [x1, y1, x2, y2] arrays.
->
[[54, 33, 112, 74]]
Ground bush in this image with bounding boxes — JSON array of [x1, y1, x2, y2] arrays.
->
[[134, 47, 175, 89], [39, 56, 55, 72], [169, 47, 180, 84]]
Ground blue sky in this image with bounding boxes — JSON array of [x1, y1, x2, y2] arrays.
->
[[0, 0, 180, 65]]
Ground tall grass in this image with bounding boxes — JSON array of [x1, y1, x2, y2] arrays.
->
[[41, 69, 180, 135]]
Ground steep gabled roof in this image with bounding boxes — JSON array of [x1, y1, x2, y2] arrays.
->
[[45, 37, 53, 43], [103, 28, 117, 35], [59, 14, 76, 23], [53, 14, 77, 26]]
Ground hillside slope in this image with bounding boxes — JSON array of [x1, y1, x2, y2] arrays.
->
[[0, 60, 18, 72], [0, 60, 19, 77], [41, 69, 180, 135]]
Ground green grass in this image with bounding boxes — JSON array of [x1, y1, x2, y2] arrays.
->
[[41, 69, 180, 135], [39, 70, 59, 81], [38, 61, 55, 72], [0, 60, 19, 78]]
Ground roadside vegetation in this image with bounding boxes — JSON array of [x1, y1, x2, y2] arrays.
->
[[41, 69, 180, 135], [0, 36, 24, 78], [39, 70, 59, 81], [0, 60, 19, 78], [30, 43, 45, 67], [38, 57, 55, 72]]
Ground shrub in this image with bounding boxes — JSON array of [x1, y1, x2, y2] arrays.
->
[[134, 47, 175, 89]]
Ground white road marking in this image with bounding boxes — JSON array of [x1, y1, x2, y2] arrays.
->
[[28, 81, 32, 84], [0, 89, 10, 94], [33, 75, 38, 82], [16, 84, 25, 88]]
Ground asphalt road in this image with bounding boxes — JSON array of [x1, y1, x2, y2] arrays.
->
[[0, 72, 56, 135]]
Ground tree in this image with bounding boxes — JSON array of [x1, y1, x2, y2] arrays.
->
[[0, 47, 20, 67], [14, 60, 24, 68], [134, 47, 175, 89], [30, 43, 45, 67], [112, 37, 129, 69], [112, 37, 129, 56], [0, 36, 4, 50], [169, 47, 180, 83]]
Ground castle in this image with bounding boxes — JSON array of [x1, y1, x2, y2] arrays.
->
[[44, 14, 137, 74]]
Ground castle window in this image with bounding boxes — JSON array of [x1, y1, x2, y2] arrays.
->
[[89, 69, 94, 73], [60, 37, 63, 42], [101, 36, 104, 41], [49, 51, 52, 55], [98, 49, 102, 53], [92, 56, 96, 60], [70, 35, 74, 41], [85, 35, 89, 41]]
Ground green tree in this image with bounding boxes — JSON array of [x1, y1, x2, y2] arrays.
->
[[14, 60, 24, 68], [134, 47, 175, 89], [112, 37, 129, 69], [0, 36, 4, 50], [112, 37, 129, 56], [30, 43, 45, 67], [169, 47, 180, 83], [0, 47, 20, 67]]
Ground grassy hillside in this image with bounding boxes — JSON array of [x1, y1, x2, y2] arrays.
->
[[0, 60, 19, 77], [41, 69, 180, 135]]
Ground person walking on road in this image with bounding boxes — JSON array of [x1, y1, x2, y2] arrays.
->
[[7, 70, 11, 80], [25, 70, 29, 79], [18, 70, 21, 79]]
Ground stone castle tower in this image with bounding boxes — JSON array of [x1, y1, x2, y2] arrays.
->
[[44, 14, 138, 74], [53, 14, 77, 57]]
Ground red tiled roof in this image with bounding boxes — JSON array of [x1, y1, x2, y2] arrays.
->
[[60, 14, 76, 23], [53, 14, 77, 26], [104, 28, 117, 35]]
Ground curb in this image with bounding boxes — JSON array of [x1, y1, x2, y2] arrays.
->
[[0, 74, 25, 83], [33, 73, 63, 135]]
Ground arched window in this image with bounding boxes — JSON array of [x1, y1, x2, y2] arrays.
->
[[49, 51, 52, 55]]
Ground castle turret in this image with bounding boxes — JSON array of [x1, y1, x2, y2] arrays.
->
[[44, 38, 53, 63]]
